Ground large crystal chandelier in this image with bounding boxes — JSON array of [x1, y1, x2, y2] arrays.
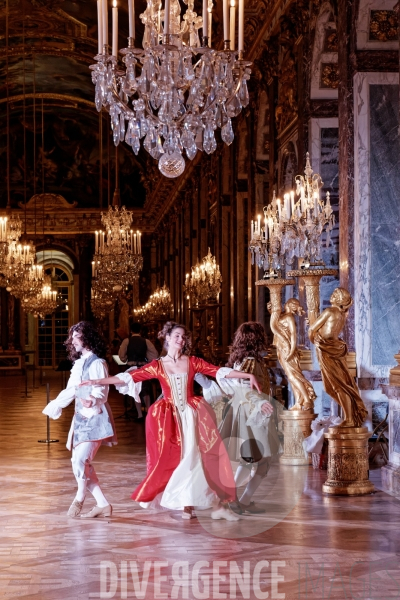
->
[[92, 205, 143, 300], [91, 0, 251, 177], [0, 214, 23, 281], [184, 248, 222, 306], [249, 153, 335, 277]]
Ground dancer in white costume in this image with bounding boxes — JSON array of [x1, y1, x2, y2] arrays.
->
[[218, 322, 280, 514], [43, 322, 117, 518]]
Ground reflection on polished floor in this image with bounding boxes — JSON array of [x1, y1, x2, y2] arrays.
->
[[1, 372, 399, 600]]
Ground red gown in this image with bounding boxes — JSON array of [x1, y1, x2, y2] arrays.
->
[[128, 356, 236, 504]]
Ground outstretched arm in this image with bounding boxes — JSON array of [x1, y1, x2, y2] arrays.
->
[[81, 360, 159, 387]]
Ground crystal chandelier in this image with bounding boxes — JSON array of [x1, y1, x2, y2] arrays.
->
[[249, 153, 335, 277], [91, 0, 251, 177], [4, 242, 45, 299], [91, 277, 119, 319], [23, 278, 59, 318], [0, 214, 23, 282], [92, 205, 143, 302], [184, 248, 222, 306]]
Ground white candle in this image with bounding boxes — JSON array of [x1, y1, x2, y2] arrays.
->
[[264, 216, 268, 241], [102, 0, 108, 48], [97, 0, 103, 53], [290, 190, 295, 216], [128, 0, 135, 39], [138, 232, 141, 253], [238, 0, 244, 54], [314, 191, 318, 214], [208, 7, 212, 46], [95, 231, 99, 253], [223, 0, 229, 41], [92, 261, 95, 277], [112, 0, 118, 58], [202, 0, 208, 38], [257, 214, 261, 236], [164, 0, 171, 36], [134, 233, 137, 254], [230, 0, 235, 50], [251, 220, 254, 239]]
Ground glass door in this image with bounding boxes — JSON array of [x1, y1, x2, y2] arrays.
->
[[37, 267, 72, 368]]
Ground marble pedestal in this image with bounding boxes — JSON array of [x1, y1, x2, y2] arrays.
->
[[280, 411, 317, 466], [322, 427, 374, 495], [380, 384, 400, 496]]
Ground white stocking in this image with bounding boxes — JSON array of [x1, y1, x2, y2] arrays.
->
[[87, 481, 109, 508], [75, 479, 87, 502]]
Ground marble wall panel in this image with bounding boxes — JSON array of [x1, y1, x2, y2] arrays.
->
[[370, 84, 400, 366], [354, 72, 399, 381]]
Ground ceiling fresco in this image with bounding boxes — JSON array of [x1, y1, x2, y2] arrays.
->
[[0, 0, 151, 210]]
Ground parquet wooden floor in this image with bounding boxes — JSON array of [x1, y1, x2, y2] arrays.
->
[[0, 372, 399, 600]]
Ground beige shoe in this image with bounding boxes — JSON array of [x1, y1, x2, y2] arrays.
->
[[80, 504, 112, 518], [67, 499, 84, 518]]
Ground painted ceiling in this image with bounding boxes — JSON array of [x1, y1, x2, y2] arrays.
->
[[0, 0, 151, 209]]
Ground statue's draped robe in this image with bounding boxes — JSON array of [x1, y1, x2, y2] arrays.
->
[[272, 316, 316, 406], [128, 357, 236, 503], [314, 334, 367, 427]]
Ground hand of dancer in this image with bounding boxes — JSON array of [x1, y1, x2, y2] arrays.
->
[[248, 374, 262, 393], [261, 401, 273, 416]]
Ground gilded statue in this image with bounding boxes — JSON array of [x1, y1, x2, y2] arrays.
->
[[308, 288, 367, 428], [268, 298, 316, 411]]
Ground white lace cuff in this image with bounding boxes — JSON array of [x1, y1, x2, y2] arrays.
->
[[245, 399, 271, 428], [115, 372, 142, 403], [42, 400, 63, 420], [216, 367, 234, 396], [202, 381, 226, 405]]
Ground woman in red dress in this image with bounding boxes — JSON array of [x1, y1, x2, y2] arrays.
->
[[83, 321, 262, 520]]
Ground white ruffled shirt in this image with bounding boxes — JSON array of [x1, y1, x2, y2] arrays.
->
[[42, 352, 109, 420]]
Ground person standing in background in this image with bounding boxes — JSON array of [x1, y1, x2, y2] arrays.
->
[[119, 323, 158, 420]]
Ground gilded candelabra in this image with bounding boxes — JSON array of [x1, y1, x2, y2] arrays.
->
[[249, 153, 335, 275]]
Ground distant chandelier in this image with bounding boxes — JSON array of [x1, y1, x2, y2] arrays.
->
[[23, 278, 59, 318], [91, 205, 143, 315], [92, 0, 251, 177], [134, 283, 172, 322], [249, 153, 335, 276], [184, 248, 222, 306]]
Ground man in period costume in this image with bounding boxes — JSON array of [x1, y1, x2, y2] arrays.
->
[[42, 321, 117, 518]]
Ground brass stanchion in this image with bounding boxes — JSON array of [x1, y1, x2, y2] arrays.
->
[[38, 383, 59, 444]]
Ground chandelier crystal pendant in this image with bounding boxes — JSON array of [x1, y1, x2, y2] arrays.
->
[[184, 248, 222, 306], [91, 0, 251, 177], [249, 153, 335, 277]]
